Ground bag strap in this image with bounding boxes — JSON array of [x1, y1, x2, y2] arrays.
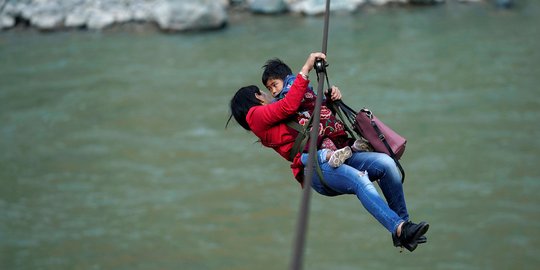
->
[[363, 109, 406, 183]]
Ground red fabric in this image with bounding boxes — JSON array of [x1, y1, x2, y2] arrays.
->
[[246, 74, 308, 185]]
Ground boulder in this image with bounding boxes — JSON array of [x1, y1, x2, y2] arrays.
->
[[64, 6, 88, 28], [152, 1, 227, 31], [0, 0, 491, 32], [0, 0, 228, 31], [249, 0, 288, 14], [86, 8, 115, 29], [28, 2, 65, 30], [31, 12, 64, 29], [0, 14, 14, 29], [289, 0, 366, 15], [368, 0, 407, 6]]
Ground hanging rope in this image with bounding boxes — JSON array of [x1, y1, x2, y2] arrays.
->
[[288, 1, 331, 269]]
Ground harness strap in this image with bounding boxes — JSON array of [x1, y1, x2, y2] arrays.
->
[[286, 120, 338, 195], [287, 121, 310, 162], [327, 100, 358, 140], [369, 118, 406, 182]]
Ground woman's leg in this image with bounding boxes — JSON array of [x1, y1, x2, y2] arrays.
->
[[301, 150, 404, 234], [302, 151, 428, 250], [345, 152, 409, 221]]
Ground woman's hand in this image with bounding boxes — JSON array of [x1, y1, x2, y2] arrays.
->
[[300, 52, 326, 76], [326, 85, 342, 101]]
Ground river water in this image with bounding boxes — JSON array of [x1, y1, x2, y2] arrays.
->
[[1, 1, 539, 270]]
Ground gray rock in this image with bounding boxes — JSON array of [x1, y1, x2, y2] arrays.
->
[[289, 0, 366, 15], [0, 0, 228, 31], [249, 0, 287, 14], [64, 6, 88, 28], [31, 13, 64, 29], [29, 2, 65, 30], [0, 0, 488, 32], [0, 14, 14, 29], [86, 8, 115, 29], [368, 0, 406, 6], [152, 1, 227, 31], [130, 2, 153, 21]]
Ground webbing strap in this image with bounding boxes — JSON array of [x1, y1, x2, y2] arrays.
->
[[286, 120, 338, 195], [286, 119, 311, 161], [369, 119, 406, 182], [328, 100, 358, 140]]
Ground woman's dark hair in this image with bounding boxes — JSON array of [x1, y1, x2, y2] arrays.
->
[[226, 85, 261, 131], [262, 58, 293, 86]]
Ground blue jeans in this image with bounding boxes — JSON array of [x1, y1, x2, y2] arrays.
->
[[301, 150, 409, 234]]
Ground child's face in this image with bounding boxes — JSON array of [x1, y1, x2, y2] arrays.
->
[[265, 78, 284, 98]]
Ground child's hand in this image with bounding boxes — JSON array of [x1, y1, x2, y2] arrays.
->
[[301, 52, 326, 75], [327, 85, 342, 101]]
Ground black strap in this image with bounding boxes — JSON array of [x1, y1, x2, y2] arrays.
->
[[327, 100, 358, 140], [287, 119, 312, 161], [286, 120, 338, 195], [369, 118, 406, 182]]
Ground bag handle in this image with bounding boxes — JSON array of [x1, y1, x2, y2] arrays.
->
[[330, 102, 406, 183]]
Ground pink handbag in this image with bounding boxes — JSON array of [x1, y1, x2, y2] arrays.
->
[[328, 100, 407, 182], [355, 108, 407, 159]]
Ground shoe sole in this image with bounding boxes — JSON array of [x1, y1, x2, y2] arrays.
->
[[352, 139, 371, 152], [328, 146, 352, 167], [393, 235, 427, 248], [403, 222, 429, 252]]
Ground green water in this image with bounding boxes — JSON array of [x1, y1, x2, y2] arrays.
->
[[1, 2, 540, 269]]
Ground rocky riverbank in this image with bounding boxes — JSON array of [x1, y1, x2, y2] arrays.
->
[[0, 0, 513, 32]]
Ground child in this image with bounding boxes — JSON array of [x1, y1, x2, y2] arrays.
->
[[262, 58, 372, 168]]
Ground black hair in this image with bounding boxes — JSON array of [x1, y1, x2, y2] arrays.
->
[[226, 85, 262, 131], [261, 58, 293, 86]]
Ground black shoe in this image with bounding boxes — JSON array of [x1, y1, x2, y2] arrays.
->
[[397, 221, 429, 252], [392, 234, 427, 248]]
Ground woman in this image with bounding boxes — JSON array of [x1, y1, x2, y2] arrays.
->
[[228, 52, 429, 252]]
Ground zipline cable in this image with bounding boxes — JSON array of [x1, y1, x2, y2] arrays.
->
[[289, 1, 331, 269]]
